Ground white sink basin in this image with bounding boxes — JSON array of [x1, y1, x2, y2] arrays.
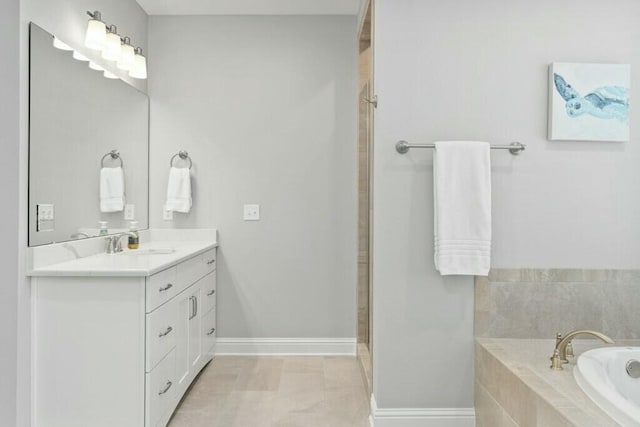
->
[[121, 248, 176, 255]]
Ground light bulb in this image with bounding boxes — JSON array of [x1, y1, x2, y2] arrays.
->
[[53, 37, 73, 51], [72, 51, 90, 61], [103, 70, 118, 79], [117, 37, 135, 71], [88, 61, 105, 71], [129, 47, 147, 79], [102, 25, 122, 61], [84, 11, 106, 50]]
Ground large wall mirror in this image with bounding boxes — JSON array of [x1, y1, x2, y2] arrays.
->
[[29, 23, 149, 246]]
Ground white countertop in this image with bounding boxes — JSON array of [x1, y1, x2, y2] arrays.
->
[[28, 241, 218, 277]]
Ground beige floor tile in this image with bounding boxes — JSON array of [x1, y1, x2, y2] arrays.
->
[[282, 357, 324, 374], [169, 356, 370, 427]]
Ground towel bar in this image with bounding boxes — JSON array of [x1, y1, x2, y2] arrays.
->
[[396, 141, 526, 155]]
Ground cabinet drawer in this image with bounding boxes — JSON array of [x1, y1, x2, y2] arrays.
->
[[202, 308, 216, 359], [176, 249, 216, 292], [146, 297, 178, 372], [202, 249, 217, 273], [201, 272, 217, 315], [145, 349, 176, 427], [146, 267, 177, 313]]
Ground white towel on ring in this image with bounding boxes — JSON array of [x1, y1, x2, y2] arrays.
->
[[100, 167, 125, 212], [434, 141, 491, 276], [165, 167, 192, 213]]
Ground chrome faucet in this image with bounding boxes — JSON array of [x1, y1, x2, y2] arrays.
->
[[550, 330, 615, 370], [105, 232, 137, 254]]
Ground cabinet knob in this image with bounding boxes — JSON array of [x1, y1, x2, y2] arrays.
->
[[207, 289, 215, 296], [158, 326, 173, 338], [207, 259, 216, 265], [158, 380, 173, 395], [159, 283, 173, 292], [207, 328, 216, 336]]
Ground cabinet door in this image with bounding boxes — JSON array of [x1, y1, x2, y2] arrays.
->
[[188, 286, 203, 371], [175, 282, 203, 395], [175, 289, 192, 393]]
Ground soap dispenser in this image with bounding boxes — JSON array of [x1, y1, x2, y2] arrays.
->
[[98, 221, 109, 236], [128, 221, 139, 250]]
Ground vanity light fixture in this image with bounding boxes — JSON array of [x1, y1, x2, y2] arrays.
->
[[52, 37, 73, 51], [117, 37, 135, 71], [83, 10, 147, 79], [102, 25, 122, 61], [103, 70, 118, 79], [72, 51, 90, 62], [84, 11, 106, 50], [129, 47, 147, 79], [88, 61, 105, 71]]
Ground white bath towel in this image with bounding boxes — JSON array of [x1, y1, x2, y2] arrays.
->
[[100, 167, 125, 213], [165, 167, 192, 213], [434, 141, 491, 276]]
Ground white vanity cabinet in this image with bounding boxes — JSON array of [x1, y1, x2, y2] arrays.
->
[[32, 247, 217, 427]]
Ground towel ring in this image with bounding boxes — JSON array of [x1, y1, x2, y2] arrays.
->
[[170, 150, 192, 169], [101, 150, 123, 168]]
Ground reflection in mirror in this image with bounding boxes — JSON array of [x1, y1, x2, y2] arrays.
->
[[28, 23, 149, 246]]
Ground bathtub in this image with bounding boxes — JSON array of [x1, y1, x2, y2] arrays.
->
[[574, 347, 640, 427]]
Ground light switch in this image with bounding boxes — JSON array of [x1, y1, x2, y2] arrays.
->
[[243, 204, 260, 221], [163, 205, 174, 221], [124, 204, 135, 220], [37, 203, 55, 232]]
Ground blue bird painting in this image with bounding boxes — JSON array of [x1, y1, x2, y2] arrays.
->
[[553, 73, 629, 123]]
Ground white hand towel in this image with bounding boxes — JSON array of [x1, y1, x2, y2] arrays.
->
[[100, 167, 125, 213], [165, 167, 192, 213], [434, 141, 491, 276]]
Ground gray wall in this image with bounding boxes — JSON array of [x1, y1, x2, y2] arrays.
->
[[0, 0, 20, 424], [18, 1, 147, 424], [372, 0, 640, 410], [148, 16, 358, 339]]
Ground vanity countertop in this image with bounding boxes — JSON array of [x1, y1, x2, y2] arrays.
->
[[28, 241, 218, 277]]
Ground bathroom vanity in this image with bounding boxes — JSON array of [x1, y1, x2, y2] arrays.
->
[[29, 231, 218, 427]]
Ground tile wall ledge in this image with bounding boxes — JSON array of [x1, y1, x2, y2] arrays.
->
[[486, 268, 640, 283]]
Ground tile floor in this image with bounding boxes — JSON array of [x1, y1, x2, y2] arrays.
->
[[168, 356, 371, 427]]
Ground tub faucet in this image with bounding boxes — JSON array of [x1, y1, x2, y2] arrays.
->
[[550, 330, 615, 370]]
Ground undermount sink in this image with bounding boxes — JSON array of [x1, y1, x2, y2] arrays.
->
[[120, 248, 176, 255]]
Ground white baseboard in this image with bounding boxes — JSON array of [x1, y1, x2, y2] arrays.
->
[[215, 338, 357, 356], [370, 394, 475, 427]]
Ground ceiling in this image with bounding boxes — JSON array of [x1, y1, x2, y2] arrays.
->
[[136, 0, 362, 15]]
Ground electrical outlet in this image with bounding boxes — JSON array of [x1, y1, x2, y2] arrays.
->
[[163, 205, 174, 221], [124, 204, 135, 220], [243, 204, 260, 221]]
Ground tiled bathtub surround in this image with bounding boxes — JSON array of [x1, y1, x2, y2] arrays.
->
[[475, 269, 640, 339], [475, 339, 627, 427]]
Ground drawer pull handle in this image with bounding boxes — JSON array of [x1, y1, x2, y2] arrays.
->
[[207, 289, 215, 296], [158, 326, 173, 337], [207, 328, 216, 336], [159, 283, 173, 292], [158, 380, 173, 395], [207, 259, 215, 265]]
